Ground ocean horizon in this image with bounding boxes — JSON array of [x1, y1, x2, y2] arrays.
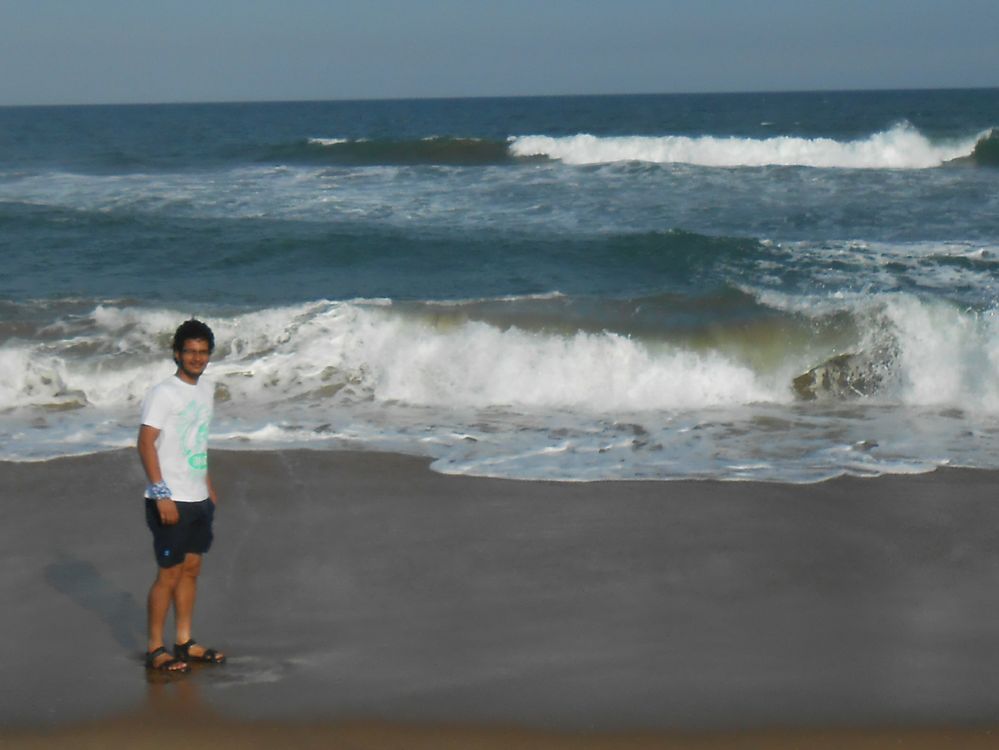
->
[[4, 83, 997, 109]]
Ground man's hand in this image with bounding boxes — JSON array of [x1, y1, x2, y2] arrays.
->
[[156, 498, 180, 525]]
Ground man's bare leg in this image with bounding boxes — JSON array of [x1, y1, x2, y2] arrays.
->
[[173, 553, 201, 646], [147, 565, 186, 670], [174, 553, 225, 661]]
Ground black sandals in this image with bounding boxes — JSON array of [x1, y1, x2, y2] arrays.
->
[[174, 638, 226, 664], [145, 646, 190, 672]]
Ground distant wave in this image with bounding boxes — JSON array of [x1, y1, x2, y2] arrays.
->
[[255, 136, 513, 166], [251, 125, 994, 169], [30, 127, 990, 172], [509, 124, 988, 169], [971, 128, 999, 166]]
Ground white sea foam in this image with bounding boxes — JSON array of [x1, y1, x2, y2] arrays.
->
[[741, 288, 999, 410], [185, 301, 781, 413], [883, 296, 999, 410], [509, 124, 981, 169], [307, 138, 349, 146], [418, 291, 567, 307], [743, 240, 999, 316], [7, 295, 999, 417]]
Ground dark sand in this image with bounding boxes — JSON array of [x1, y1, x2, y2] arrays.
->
[[2, 449, 999, 747]]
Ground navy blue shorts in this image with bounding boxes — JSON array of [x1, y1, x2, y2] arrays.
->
[[145, 498, 215, 568]]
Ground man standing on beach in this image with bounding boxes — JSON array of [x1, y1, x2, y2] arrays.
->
[[137, 319, 226, 672]]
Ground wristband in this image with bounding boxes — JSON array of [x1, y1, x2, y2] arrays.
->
[[148, 481, 172, 500]]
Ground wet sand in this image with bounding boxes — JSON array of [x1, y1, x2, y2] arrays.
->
[[2, 449, 999, 746]]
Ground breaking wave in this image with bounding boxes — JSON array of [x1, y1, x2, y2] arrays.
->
[[9, 128, 993, 172], [6, 291, 999, 418], [248, 126, 995, 169], [509, 123, 987, 169], [5, 292, 999, 480]]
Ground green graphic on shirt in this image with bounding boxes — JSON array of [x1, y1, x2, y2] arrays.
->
[[178, 400, 210, 474]]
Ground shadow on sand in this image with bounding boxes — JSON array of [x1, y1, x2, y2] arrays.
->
[[44, 557, 145, 653]]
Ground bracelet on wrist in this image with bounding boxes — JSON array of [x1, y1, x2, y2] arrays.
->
[[148, 481, 172, 500]]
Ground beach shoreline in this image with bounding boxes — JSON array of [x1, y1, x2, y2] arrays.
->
[[3, 448, 999, 744]]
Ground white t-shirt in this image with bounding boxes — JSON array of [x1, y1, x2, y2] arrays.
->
[[141, 374, 214, 503]]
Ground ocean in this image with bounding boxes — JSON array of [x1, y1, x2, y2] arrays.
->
[[1, 89, 998, 481]]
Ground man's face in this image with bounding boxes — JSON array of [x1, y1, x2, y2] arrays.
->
[[174, 338, 212, 382]]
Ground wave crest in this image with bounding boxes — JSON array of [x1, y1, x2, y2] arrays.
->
[[971, 128, 999, 167], [509, 124, 982, 169]]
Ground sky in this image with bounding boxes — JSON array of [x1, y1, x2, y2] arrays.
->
[[1, 0, 997, 106]]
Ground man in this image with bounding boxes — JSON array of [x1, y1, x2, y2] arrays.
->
[[138, 319, 225, 672]]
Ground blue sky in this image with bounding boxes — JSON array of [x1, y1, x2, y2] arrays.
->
[[2, 0, 997, 105]]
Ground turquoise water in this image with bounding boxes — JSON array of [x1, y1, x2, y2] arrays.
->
[[1, 89, 998, 480]]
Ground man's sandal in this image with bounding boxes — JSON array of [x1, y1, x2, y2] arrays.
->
[[145, 646, 190, 673], [175, 638, 226, 664]]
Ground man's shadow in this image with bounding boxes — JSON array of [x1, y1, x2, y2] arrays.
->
[[44, 557, 145, 654]]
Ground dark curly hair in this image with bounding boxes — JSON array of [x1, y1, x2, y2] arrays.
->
[[172, 319, 215, 353]]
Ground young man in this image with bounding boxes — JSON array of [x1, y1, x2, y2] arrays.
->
[[138, 319, 225, 672]]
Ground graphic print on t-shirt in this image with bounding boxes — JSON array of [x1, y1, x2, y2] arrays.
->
[[178, 399, 210, 473]]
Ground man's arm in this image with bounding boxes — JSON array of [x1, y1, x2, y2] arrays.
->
[[137, 424, 179, 525]]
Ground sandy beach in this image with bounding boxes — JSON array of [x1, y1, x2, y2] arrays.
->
[[3, 449, 999, 747]]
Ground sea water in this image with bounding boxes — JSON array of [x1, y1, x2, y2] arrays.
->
[[1, 89, 998, 481]]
